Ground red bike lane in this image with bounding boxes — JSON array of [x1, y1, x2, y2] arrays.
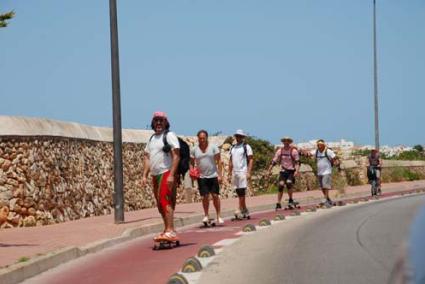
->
[[23, 189, 421, 284]]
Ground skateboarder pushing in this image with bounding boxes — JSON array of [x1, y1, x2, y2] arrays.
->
[[267, 136, 300, 209]]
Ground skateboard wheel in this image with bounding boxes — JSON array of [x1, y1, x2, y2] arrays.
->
[[291, 210, 301, 216], [258, 219, 271, 226], [242, 224, 256, 232], [274, 214, 285, 221], [197, 245, 215, 258], [182, 257, 203, 273], [167, 273, 189, 284]]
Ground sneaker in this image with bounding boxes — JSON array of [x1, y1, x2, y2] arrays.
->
[[275, 203, 282, 210], [217, 217, 224, 224], [325, 199, 333, 207], [242, 208, 250, 217], [162, 231, 178, 242], [202, 216, 209, 223], [289, 200, 299, 206]]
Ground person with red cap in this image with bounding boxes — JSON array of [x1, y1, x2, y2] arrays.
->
[[142, 111, 180, 242]]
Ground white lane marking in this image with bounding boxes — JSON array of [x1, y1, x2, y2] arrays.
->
[[213, 238, 240, 247]]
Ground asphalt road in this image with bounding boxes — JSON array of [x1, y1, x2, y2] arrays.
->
[[199, 194, 425, 284]]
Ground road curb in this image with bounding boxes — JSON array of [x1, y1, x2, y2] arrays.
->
[[1, 185, 424, 284]]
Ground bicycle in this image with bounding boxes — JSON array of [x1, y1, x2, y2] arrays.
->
[[367, 166, 381, 196]]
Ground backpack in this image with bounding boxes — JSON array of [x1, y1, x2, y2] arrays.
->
[[315, 148, 336, 167], [279, 146, 299, 168], [149, 130, 190, 177]]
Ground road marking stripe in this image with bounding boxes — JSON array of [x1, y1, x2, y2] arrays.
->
[[213, 238, 240, 247]]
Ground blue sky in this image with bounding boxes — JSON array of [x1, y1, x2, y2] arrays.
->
[[1, 1, 424, 146]]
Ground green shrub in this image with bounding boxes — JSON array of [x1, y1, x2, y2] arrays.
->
[[382, 167, 425, 182], [344, 168, 363, 186], [245, 136, 275, 172], [413, 144, 424, 152]]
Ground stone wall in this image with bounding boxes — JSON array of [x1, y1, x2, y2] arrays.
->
[[0, 137, 153, 228], [0, 116, 424, 228]]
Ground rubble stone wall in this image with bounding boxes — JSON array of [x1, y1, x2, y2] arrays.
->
[[0, 116, 424, 228]]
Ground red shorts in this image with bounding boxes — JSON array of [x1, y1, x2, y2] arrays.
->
[[152, 171, 174, 212]]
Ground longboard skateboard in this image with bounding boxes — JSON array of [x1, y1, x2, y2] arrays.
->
[[153, 239, 180, 250], [231, 214, 250, 221], [202, 219, 216, 228], [284, 204, 300, 210]]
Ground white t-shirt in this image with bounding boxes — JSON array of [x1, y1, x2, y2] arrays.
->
[[145, 131, 180, 176], [230, 143, 253, 173], [191, 144, 220, 178], [311, 148, 336, 176]]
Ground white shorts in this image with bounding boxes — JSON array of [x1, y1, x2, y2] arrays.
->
[[232, 172, 248, 189]]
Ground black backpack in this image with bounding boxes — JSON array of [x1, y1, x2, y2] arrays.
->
[[150, 130, 190, 177]]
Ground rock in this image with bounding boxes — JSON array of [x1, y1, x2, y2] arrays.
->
[[6, 178, 19, 187], [23, 216, 36, 227], [2, 160, 12, 171], [0, 191, 12, 201], [0, 206, 10, 223]]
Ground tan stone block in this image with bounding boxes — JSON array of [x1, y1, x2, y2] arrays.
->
[[0, 206, 10, 223]]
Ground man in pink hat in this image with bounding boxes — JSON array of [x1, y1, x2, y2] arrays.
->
[[142, 111, 180, 242]]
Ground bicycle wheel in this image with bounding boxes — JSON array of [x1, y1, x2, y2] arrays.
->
[[371, 180, 377, 196]]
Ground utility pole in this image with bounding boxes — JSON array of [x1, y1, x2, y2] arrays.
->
[[109, 0, 124, 223], [373, 0, 380, 150]]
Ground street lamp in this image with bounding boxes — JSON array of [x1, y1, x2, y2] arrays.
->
[[109, 0, 124, 223], [373, 0, 380, 150]]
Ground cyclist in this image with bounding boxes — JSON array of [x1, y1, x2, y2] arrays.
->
[[367, 149, 382, 196]]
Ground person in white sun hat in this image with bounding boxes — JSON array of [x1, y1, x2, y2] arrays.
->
[[228, 129, 254, 219]]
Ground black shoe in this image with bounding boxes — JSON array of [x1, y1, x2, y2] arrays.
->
[[275, 203, 282, 210]]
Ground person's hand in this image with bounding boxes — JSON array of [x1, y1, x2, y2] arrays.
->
[[167, 175, 175, 189], [141, 176, 148, 187], [218, 175, 223, 184], [247, 172, 251, 181]]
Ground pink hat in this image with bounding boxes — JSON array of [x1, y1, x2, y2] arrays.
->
[[153, 111, 167, 119]]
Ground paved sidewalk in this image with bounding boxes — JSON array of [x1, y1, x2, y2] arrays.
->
[[1, 180, 425, 284]]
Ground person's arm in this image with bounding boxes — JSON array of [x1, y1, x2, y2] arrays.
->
[[294, 150, 301, 176], [267, 150, 279, 175], [167, 148, 180, 188], [247, 155, 254, 180], [214, 153, 223, 183], [190, 156, 195, 170], [227, 152, 233, 183], [142, 152, 151, 186]]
